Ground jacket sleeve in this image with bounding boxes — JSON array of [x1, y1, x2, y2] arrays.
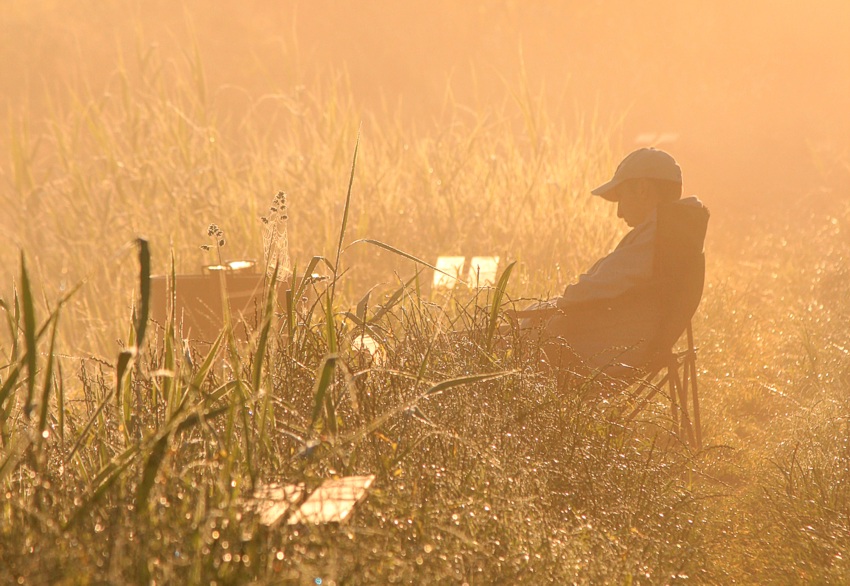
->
[[556, 219, 656, 309]]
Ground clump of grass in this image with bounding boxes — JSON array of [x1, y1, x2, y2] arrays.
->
[[0, 249, 719, 583], [757, 399, 850, 582]]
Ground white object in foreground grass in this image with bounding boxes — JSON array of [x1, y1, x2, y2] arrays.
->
[[249, 475, 376, 526], [352, 334, 386, 365], [250, 483, 305, 526], [288, 475, 375, 525]]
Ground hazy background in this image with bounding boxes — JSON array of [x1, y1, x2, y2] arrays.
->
[[4, 0, 849, 219]]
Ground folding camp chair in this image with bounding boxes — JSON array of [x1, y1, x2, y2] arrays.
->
[[625, 200, 710, 449]]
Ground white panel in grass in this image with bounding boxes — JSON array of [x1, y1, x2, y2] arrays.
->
[[287, 475, 375, 525], [250, 483, 303, 526], [467, 256, 500, 288], [248, 475, 375, 526], [433, 256, 466, 289]]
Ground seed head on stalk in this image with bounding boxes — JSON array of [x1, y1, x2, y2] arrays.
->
[[201, 223, 226, 265], [261, 191, 292, 281]]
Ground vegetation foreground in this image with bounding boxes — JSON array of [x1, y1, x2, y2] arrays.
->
[[2, 49, 850, 585]]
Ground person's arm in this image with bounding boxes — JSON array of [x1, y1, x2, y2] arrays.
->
[[556, 219, 656, 310]]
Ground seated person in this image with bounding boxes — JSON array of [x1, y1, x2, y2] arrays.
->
[[519, 148, 708, 373]]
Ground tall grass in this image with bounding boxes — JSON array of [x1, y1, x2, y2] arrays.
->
[[1, 42, 617, 358], [0, 245, 719, 583]]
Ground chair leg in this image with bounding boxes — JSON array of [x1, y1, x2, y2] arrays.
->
[[686, 355, 701, 449], [627, 322, 703, 449], [626, 348, 701, 450], [676, 370, 697, 448], [669, 353, 697, 448], [679, 349, 697, 449], [686, 324, 702, 449], [625, 368, 664, 423], [668, 358, 679, 437]]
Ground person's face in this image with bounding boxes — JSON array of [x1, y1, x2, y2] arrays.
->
[[615, 181, 657, 228]]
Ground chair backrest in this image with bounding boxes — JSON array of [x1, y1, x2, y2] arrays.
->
[[650, 200, 710, 355]]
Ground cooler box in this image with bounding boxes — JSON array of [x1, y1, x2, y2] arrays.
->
[[150, 261, 291, 343]]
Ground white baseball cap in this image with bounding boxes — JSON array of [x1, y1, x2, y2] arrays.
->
[[591, 148, 682, 201]]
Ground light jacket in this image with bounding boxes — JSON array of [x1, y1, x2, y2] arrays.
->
[[558, 196, 704, 307]]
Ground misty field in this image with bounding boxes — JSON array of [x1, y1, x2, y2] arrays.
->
[[3, 4, 850, 585]]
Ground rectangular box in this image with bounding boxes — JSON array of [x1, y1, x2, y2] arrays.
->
[[150, 270, 291, 343]]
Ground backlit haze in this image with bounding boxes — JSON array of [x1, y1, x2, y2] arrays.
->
[[4, 0, 849, 216], [4, 5, 850, 582]]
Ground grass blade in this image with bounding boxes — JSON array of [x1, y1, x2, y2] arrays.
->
[[66, 387, 114, 464], [134, 238, 151, 350], [310, 355, 338, 432], [324, 292, 337, 354], [355, 288, 372, 322], [333, 125, 361, 279], [20, 252, 37, 418], [135, 431, 171, 509], [0, 289, 77, 422], [0, 364, 22, 420], [292, 256, 334, 308], [190, 329, 224, 392], [116, 350, 135, 401], [0, 298, 19, 364], [423, 371, 514, 398], [0, 435, 32, 487], [252, 263, 279, 395], [370, 271, 421, 324], [350, 239, 468, 287], [486, 261, 516, 351], [37, 312, 61, 441], [285, 287, 295, 342]]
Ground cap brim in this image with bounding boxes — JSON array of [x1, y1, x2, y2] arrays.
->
[[590, 179, 620, 201]]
